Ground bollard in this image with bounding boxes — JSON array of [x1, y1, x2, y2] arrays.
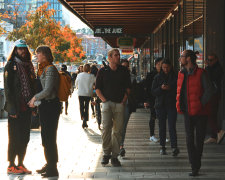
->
[[0, 88, 8, 119]]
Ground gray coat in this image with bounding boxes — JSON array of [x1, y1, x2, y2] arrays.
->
[[35, 65, 59, 101]]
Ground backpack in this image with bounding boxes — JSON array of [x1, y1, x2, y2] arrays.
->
[[58, 71, 72, 102], [45, 65, 72, 102]]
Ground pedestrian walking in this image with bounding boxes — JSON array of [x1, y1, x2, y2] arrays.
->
[[4, 39, 36, 175], [96, 48, 131, 167], [90, 64, 102, 130], [204, 53, 225, 144], [75, 63, 96, 129], [28, 45, 61, 178], [177, 50, 213, 176], [119, 59, 137, 157], [151, 59, 179, 156], [144, 57, 163, 143], [60, 64, 72, 115]]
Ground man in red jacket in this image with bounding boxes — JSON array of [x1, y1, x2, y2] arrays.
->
[[177, 50, 213, 176]]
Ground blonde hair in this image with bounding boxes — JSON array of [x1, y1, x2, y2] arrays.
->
[[108, 48, 119, 58]]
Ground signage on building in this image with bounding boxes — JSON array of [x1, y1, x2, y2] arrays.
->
[[134, 54, 138, 59], [121, 49, 133, 55], [117, 37, 135, 48], [94, 26, 123, 37]]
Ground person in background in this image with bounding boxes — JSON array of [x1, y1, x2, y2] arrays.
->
[[151, 59, 179, 156], [90, 64, 102, 130], [177, 50, 213, 176], [78, 65, 83, 73], [4, 39, 36, 175], [96, 48, 131, 167], [75, 63, 96, 129], [204, 53, 225, 144], [28, 45, 61, 178], [119, 59, 137, 157], [71, 72, 77, 93], [60, 64, 72, 115], [144, 57, 163, 143]]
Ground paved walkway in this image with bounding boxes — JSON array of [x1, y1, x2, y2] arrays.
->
[[0, 91, 225, 179]]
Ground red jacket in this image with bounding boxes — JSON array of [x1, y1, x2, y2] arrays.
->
[[176, 67, 208, 116]]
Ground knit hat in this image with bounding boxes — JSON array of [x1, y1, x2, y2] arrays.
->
[[14, 39, 28, 48]]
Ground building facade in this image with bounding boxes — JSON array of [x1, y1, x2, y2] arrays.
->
[[0, 0, 69, 27], [139, 0, 225, 129]]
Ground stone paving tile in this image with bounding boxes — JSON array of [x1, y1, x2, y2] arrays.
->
[[1, 91, 225, 179]]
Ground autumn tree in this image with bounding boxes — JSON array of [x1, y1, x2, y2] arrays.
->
[[0, 15, 5, 35], [7, 3, 85, 63]]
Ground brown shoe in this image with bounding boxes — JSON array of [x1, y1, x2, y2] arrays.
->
[[217, 130, 225, 144], [204, 137, 217, 144]]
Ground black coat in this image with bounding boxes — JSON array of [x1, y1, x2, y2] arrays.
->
[[4, 60, 35, 115], [144, 68, 158, 106], [151, 71, 177, 109], [205, 61, 224, 95]]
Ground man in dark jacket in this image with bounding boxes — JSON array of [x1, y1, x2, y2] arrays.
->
[[204, 53, 225, 144], [96, 48, 131, 167], [4, 39, 36, 174], [177, 50, 213, 176]]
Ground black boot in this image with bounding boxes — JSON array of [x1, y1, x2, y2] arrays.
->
[[160, 147, 167, 155], [189, 169, 199, 176], [41, 164, 58, 177], [36, 164, 48, 174], [172, 148, 180, 157], [101, 155, 111, 166]]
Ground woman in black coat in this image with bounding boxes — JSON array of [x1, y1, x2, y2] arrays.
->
[[151, 59, 179, 156]]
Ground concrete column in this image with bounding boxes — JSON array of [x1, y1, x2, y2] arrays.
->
[[206, 0, 225, 128]]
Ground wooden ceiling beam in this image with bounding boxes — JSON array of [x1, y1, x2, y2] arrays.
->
[[69, 4, 176, 8], [78, 13, 167, 16], [67, 0, 177, 5], [73, 8, 171, 11]]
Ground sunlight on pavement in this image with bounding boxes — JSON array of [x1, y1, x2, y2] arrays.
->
[[0, 90, 103, 179]]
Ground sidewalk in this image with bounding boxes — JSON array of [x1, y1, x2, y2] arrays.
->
[[0, 91, 225, 179]]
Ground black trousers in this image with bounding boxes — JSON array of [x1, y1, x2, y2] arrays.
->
[[8, 110, 31, 164], [149, 105, 156, 137], [39, 98, 61, 166], [95, 97, 102, 125], [184, 114, 207, 171], [156, 105, 178, 148], [78, 96, 91, 124], [208, 95, 221, 138]]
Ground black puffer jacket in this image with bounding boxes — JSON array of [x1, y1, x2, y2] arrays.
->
[[151, 71, 177, 109], [4, 59, 35, 115]]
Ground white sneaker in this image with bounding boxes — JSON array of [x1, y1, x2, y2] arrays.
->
[[149, 136, 158, 142], [166, 138, 170, 143]]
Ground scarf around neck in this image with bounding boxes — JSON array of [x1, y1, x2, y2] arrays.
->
[[37, 61, 51, 77], [14, 56, 35, 103]]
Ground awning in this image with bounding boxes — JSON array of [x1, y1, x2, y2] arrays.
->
[[58, 0, 179, 48]]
